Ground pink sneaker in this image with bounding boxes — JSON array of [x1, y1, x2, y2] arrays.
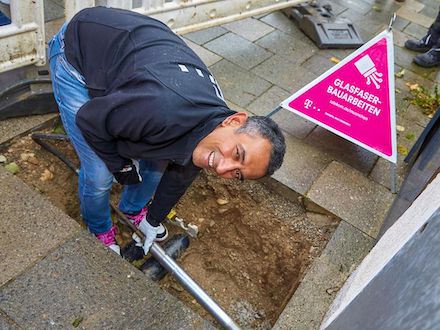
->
[[124, 207, 168, 241], [95, 225, 121, 255]]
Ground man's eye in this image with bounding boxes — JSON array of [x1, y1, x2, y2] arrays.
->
[[236, 147, 240, 160]]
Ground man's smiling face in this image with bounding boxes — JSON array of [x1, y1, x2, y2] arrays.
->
[[192, 112, 272, 180]]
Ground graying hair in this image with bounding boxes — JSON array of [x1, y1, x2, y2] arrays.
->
[[236, 116, 285, 176]]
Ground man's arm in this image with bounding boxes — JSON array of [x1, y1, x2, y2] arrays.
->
[[147, 162, 200, 226]]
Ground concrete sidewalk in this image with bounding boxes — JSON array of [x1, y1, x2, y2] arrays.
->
[[1, 0, 439, 328]]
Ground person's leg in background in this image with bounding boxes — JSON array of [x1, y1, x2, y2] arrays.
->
[[48, 25, 119, 253], [405, 8, 440, 67]]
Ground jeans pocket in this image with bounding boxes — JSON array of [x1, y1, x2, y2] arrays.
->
[[59, 55, 85, 84]]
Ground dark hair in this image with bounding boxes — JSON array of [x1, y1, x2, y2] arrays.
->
[[236, 116, 285, 176]]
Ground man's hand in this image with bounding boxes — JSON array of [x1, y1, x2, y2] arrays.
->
[[132, 219, 162, 254], [113, 160, 142, 185]]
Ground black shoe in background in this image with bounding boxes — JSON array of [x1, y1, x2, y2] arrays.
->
[[405, 34, 436, 53], [413, 48, 440, 67]]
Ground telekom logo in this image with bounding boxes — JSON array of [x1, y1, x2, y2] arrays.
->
[[354, 55, 383, 89]]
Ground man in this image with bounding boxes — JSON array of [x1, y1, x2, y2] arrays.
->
[[404, 8, 440, 67], [49, 6, 285, 255]]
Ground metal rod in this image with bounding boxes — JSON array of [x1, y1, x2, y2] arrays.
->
[[32, 132, 242, 329], [266, 105, 283, 118], [150, 243, 241, 330]]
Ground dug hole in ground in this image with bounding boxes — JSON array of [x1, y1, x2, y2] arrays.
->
[[1, 120, 340, 329]]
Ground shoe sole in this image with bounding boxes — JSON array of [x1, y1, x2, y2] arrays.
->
[[155, 226, 169, 242]]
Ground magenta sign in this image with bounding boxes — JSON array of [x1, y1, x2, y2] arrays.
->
[[281, 30, 397, 163]]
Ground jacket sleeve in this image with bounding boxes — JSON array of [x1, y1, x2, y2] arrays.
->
[[147, 162, 200, 226], [75, 89, 170, 173]]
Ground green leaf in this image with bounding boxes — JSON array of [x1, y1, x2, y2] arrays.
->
[[4, 162, 19, 174], [52, 124, 65, 135], [405, 133, 415, 141], [72, 316, 84, 328], [395, 69, 405, 78]]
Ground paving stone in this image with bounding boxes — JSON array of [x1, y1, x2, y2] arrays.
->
[[399, 104, 431, 128], [391, 16, 411, 32], [401, 0, 425, 13], [394, 45, 421, 69], [0, 167, 81, 287], [247, 85, 289, 116], [0, 114, 58, 146], [204, 32, 273, 70], [273, 257, 349, 330], [304, 127, 378, 175], [307, 161, 395, 238], [333, 0, 372, 15], [0, 231, 211, 330], [393, 29, 412, 48], [256, 30, 317, 63], [419, 4, 439, 19], [259, 11, 310, 41], [369, 113, 425, 190], [182, 38, 222, 67], [322, 221, 375, 273], [397, 7, 433, 28], [369, 155, 408, 191], [0, 311, 21, 330], [418, 0, 439, 9], [403, 22, 429, 39], [247, 85, 316, 139], [221, 17, 274, 42], [252, 54, 317, 93], [182, 26, 227, 45], [209, 59, 271, 107], [301, 54, 337, 77], [271, 134, 332, 195]]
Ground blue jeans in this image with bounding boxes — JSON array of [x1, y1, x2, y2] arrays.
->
[[48, 24, 167, 234]]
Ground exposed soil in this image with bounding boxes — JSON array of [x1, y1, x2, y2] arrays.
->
[[1, 126, 339, 329]]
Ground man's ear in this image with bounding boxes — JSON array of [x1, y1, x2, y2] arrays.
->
[[222, 112, 248, 127]]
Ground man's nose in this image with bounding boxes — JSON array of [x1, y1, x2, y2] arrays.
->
[[215, 158, 239, 175]]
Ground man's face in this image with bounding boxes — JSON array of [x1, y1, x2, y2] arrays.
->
[[192, 113, 272, 180]]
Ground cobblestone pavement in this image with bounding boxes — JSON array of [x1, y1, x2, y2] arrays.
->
[[0, 0, 438, 329]]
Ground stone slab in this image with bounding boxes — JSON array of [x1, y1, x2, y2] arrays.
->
[[404, 22, 429, 40], [272, 134, 332, 195], [273, 257, 348, 330], [183, 38, 222, 67], [204, 32, 273, 70], [221, 17, 274, 42], [301, 54, 337, 77], [307, 161, 395, 238], [182, 26, 227, 45], [396, 7, 434, 28], [252, 54, 317, 93], [0, 114, 58, 146], [0, 310, 21, 330], [209, 59, 271, 107], [260, 11, 311, 41], [321, 221, 375, 274], [256, 30, 317, 63], [0, 167, 81, 287], [304, 127, 378, 175], [0, 231, 212, 329]]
